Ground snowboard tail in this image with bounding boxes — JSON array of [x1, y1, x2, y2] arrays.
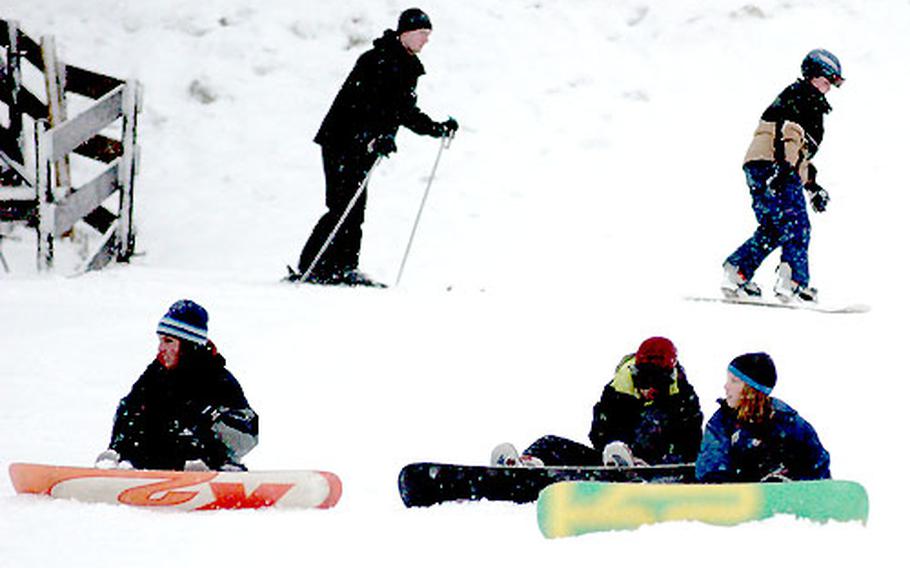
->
[[537, 479, 868, 537], [9, 462, 342, 511], [398, 462, 694, 507]]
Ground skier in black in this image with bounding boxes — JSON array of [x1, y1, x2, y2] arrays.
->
[[95, 300, 258, 471], [722, 49, 844, 303], [294, 8, 459, 286]]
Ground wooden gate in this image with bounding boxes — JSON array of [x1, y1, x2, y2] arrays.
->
[[1, 19, 141, 271]]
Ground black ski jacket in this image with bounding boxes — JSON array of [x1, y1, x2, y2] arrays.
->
[[744, 78, 832, 183], [108, 343, 258, 470], [588, 355, 703, 464], [314, 30, 440, 151], [760, 78, 831, 160]]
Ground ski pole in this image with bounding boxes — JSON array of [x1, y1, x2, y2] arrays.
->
[[395, 133, 453, 286], [300, 157, 382, 283]]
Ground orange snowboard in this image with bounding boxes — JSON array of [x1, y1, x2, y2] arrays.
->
[[9, 462, 342, 511]]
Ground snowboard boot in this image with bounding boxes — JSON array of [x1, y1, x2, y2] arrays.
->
[[490, 442, 544, 467], [721, 262, 762, 299], [601, 441, 636, 468], [773, 263, 818, 303]]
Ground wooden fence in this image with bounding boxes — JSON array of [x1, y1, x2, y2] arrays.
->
[[0, 18, 140, 271]]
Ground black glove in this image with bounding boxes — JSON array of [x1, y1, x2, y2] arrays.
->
[[369, 134, 397, 156], [805, 181, 830, 213], [432, 117, 459, 138]]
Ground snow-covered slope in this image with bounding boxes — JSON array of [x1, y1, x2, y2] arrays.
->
[[1, 1, 904, 566]]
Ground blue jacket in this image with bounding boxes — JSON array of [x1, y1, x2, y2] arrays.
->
[[696, 398, 830, 482]]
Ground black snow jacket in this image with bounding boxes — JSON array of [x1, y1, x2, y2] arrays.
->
[[314, 30, 441, 151], [108, 343, 258, 471], [588, 355, 703, 465], [744, 78, 832, 184], [760, 78, 831, 161]]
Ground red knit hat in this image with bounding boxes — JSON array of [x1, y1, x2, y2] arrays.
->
[[635, 337, 677, 370]]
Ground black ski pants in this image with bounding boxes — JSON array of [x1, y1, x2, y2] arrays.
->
[[298, 146, 377, 277], [523, 435, 603, 466]]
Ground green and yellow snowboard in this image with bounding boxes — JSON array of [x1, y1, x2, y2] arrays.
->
[[537, 479, 868, 538]]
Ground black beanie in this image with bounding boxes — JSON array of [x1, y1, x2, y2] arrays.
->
[[397, 8, 432, 34], [728, 352, 776, 394]]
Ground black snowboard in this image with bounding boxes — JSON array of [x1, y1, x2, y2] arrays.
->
[[398, 462, 695, 507]]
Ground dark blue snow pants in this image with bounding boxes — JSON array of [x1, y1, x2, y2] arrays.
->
[[725, 161, 811, 286]]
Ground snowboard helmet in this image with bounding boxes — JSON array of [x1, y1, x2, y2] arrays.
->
[[801, 49, 844, 87], [634, 337, 677, 370], [397, 8, 432, 34], [631, 337, 678, 392]]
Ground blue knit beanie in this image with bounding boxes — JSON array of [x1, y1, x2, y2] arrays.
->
[[729, 352, 776, 395], [157, 300, 208, 345]]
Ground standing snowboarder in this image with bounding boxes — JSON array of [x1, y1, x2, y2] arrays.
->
[[96, 300, 259, 471], [695, 352, 831, 482], [721, 49, 844, 303], [294, 8, 459, 286]]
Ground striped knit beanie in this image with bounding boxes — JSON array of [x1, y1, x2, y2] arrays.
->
[[157, 300, 208, 345]]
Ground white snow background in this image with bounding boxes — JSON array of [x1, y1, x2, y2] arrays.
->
[[0, 0, 905, 566]]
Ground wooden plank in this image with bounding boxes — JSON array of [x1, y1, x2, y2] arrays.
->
[[41, 35, 71, 190], [3, 20, 24, 162], [83, 222, 118, 272], [53, 159, 118, 235], [35, 120, 53, 268], [0, 143, 31, 184], [49, 85, 123, 162], [64, 65, 122, 99], [116, 80, 139, 260]]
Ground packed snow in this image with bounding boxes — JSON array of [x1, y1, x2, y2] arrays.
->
[[0, 1, 904, 566]]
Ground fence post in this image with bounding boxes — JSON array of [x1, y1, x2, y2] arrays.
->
[[116, 80, 139, 261], [40, 34, 70, 193], [34, 119, 53, 269], [4, 20, 25, 165]]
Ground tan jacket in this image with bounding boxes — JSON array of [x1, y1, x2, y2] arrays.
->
[[743, 119, 811, 183]]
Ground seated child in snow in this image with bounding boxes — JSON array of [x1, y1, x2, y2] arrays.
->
[[492, 337, 703, 468], [95, 300, 258, 471], [696, 352, 830, 482]]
